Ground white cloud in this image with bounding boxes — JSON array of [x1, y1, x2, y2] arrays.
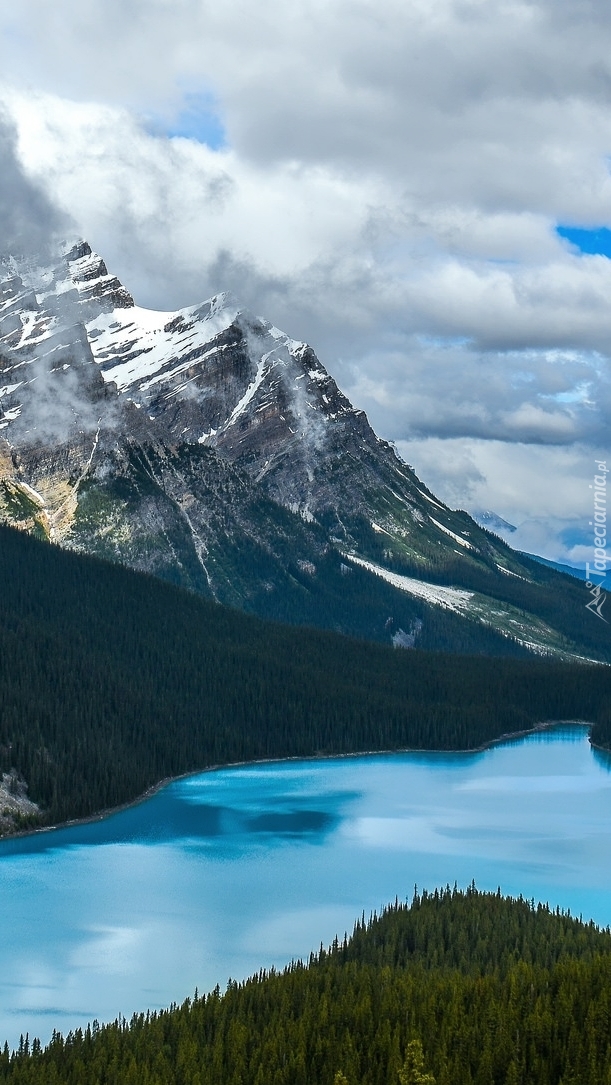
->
[[4, 0, 611, 211], [1, 0, 611, 538], [395, 436, 600, 565], [5, 91, 388, 303]]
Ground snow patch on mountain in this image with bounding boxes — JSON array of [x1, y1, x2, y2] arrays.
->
[[89, 297, 239, 393], [225, 353, 268, 427], [429, 517, 475, 550], [345, 555, 475, 613], [416, 488, 446, 511]]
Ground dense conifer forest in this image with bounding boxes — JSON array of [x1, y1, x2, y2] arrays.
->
[[3, 886, 611, 1083], [1, 523, 611, 829]]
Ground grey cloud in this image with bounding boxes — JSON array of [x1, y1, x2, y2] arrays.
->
[[194, 2, 611, 221], [4, 0, 611, 225], [0, 300, 119, 450], [11, 353, 109, 446], [394, 436, 597, 563], [0, 112, 66, 259], [343, 339, 610, 449]]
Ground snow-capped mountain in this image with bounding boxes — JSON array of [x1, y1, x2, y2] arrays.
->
[[0, 242, 607, 661]]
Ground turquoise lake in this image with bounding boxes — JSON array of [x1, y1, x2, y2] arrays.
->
[[1, 724, 611, 1048]]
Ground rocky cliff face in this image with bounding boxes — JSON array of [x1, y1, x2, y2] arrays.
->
[[0, 242, 607, 661]]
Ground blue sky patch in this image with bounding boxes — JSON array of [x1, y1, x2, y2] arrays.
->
[[556, 225, 611, 258], [147, 92, 226, 150], [168, 92, 226, 149]]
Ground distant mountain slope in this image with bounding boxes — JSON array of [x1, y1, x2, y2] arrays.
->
[[0, 242, 609, 660], [471, 508, 517, 535], [523, 552, 592, 582]]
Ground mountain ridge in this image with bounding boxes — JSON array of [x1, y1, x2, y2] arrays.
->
[[0, 241, 608, 661]]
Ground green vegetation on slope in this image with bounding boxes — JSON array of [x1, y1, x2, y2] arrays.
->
[[4, 887, 611, 1083], [2, 523, 611, 830], [349, 511, 611, 662], [69, 442, 546, 658]]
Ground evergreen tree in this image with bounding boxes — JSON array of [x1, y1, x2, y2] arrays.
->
[[399, 1040, 436, 1085]]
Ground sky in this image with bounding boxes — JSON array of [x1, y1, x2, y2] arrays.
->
[[1, 0, 611, 567]]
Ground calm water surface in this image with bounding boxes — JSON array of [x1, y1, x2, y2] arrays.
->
[[1, 725, 611, 1047]]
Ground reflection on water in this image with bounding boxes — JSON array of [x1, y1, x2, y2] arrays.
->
[[592, 743, 611, 774], [0, 724, 609, 1048], [0, 777, 355, 855]]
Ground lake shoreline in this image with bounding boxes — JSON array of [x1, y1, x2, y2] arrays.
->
[[4, 717, 597, 843]]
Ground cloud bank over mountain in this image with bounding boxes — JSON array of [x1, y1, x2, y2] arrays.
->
[[1, 0, 610, 563], [0, 111, 66, 259]]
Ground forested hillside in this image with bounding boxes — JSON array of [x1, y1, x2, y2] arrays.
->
[[3, 886, 611, 1083], [2, 523, 611, 831]]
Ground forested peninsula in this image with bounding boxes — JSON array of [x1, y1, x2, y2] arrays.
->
[[2, 523, 611, 833], [3, 886, 611, 1084]]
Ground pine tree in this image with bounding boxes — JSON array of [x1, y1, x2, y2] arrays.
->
[[399, 1039, 436, 1085]]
